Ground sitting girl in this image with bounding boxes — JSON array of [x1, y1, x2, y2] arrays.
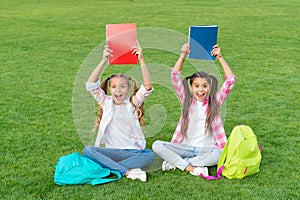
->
[[83, 44, 154, 182], [152, 43, 236, 176]]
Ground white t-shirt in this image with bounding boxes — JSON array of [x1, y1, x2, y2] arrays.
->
[[105, 103, 143, 149], [181, 101, 215, 148]]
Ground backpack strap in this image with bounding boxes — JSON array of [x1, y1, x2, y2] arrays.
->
[[200, 165, 224, 180], [217, 139, 229, 168], [91, 170, 122, 185]]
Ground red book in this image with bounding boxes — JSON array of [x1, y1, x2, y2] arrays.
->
[[106, 23, 138, 65]]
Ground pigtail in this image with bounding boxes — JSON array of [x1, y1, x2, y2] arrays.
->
[[206, 75, 219, 136], [100, 77, 110, 94], [129, 77, 146, 126], [93, 77, 110, 132], [181, 76, 193, 138]]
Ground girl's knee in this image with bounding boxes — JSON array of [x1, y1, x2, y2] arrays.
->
[[148, 151, 155, 163], [143, 149, 155, 161], [139, 149, 155, 165], [152, 140, 165, 153], [83, 146, 95, 156]]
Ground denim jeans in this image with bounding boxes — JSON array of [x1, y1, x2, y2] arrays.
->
[[83, 146, 154, 176], [152, 140, 222, 171]]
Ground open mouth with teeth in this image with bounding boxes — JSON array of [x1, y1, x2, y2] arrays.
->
[[114, 94, 124, 101], [195, 92, 206, 101]]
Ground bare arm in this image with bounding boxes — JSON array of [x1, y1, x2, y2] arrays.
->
[[172, 43, 190, 71], [87, 45, 113, 82], [132, 43, 152, 90], [211, 45, 234, 77]]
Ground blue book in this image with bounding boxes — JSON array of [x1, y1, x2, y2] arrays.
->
[[188, 25, 218, 60]]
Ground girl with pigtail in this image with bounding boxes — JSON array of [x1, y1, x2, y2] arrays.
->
[[152, 43, 236, 177], [93, 74, 145, 132], [83, 44, 154, 182]]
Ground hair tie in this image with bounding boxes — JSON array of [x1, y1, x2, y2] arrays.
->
[[129, 77, 132, 81]]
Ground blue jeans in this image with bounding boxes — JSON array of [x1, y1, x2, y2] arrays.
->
[[83, 146, 154, 176], [152, 140, 222, 171]]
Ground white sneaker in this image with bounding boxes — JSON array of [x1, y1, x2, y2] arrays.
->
[[126, 168, 147, 182], [190, 167, 209, 176], [162, 161, 176, 171]]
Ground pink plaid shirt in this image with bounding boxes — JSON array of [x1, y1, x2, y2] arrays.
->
[[171, 69, 236, 149]]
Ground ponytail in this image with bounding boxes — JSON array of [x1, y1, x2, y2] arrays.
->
[[129, 77, 146, 126], [93, 77, 110, 132], [181, 76, 193, 138], [206, 75, 219, 136]]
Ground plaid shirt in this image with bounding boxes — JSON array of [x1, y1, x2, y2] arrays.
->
[[86, 80, 153, 149], [171, 69, 236, 149]]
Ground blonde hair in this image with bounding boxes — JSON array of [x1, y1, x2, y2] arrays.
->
[[93, 74, 145, 132]]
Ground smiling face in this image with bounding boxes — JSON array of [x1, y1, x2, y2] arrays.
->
[[190, 77, 210, 102], [109, 76, 130, 104]]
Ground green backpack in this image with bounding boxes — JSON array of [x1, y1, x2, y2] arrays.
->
[[201, 125, 262, 180]]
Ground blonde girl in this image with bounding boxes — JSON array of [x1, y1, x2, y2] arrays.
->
[[83, 44, 154, 182]]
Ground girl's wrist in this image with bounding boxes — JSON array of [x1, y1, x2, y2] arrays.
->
[[180, 53, 187, 59], [102, 56, 108, 62], [139, 59, 146, 66]]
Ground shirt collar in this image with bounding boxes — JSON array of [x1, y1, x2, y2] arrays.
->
[[192, 96, 209, 105], [124, 98, 130, 104], [112, 98, 130, 105]]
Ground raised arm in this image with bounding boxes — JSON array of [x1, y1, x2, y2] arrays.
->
[[132, 43, 152, 90], [87, 45, 113, 83], [172, 43, 190, 71], [211, 44, 234, 77]]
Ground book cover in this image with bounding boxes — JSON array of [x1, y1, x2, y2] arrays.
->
[[106, 23, 138, 65], [188, 25, 218, 60]]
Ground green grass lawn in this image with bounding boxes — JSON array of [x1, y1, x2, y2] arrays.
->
[[1, 0, 299, 199]]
